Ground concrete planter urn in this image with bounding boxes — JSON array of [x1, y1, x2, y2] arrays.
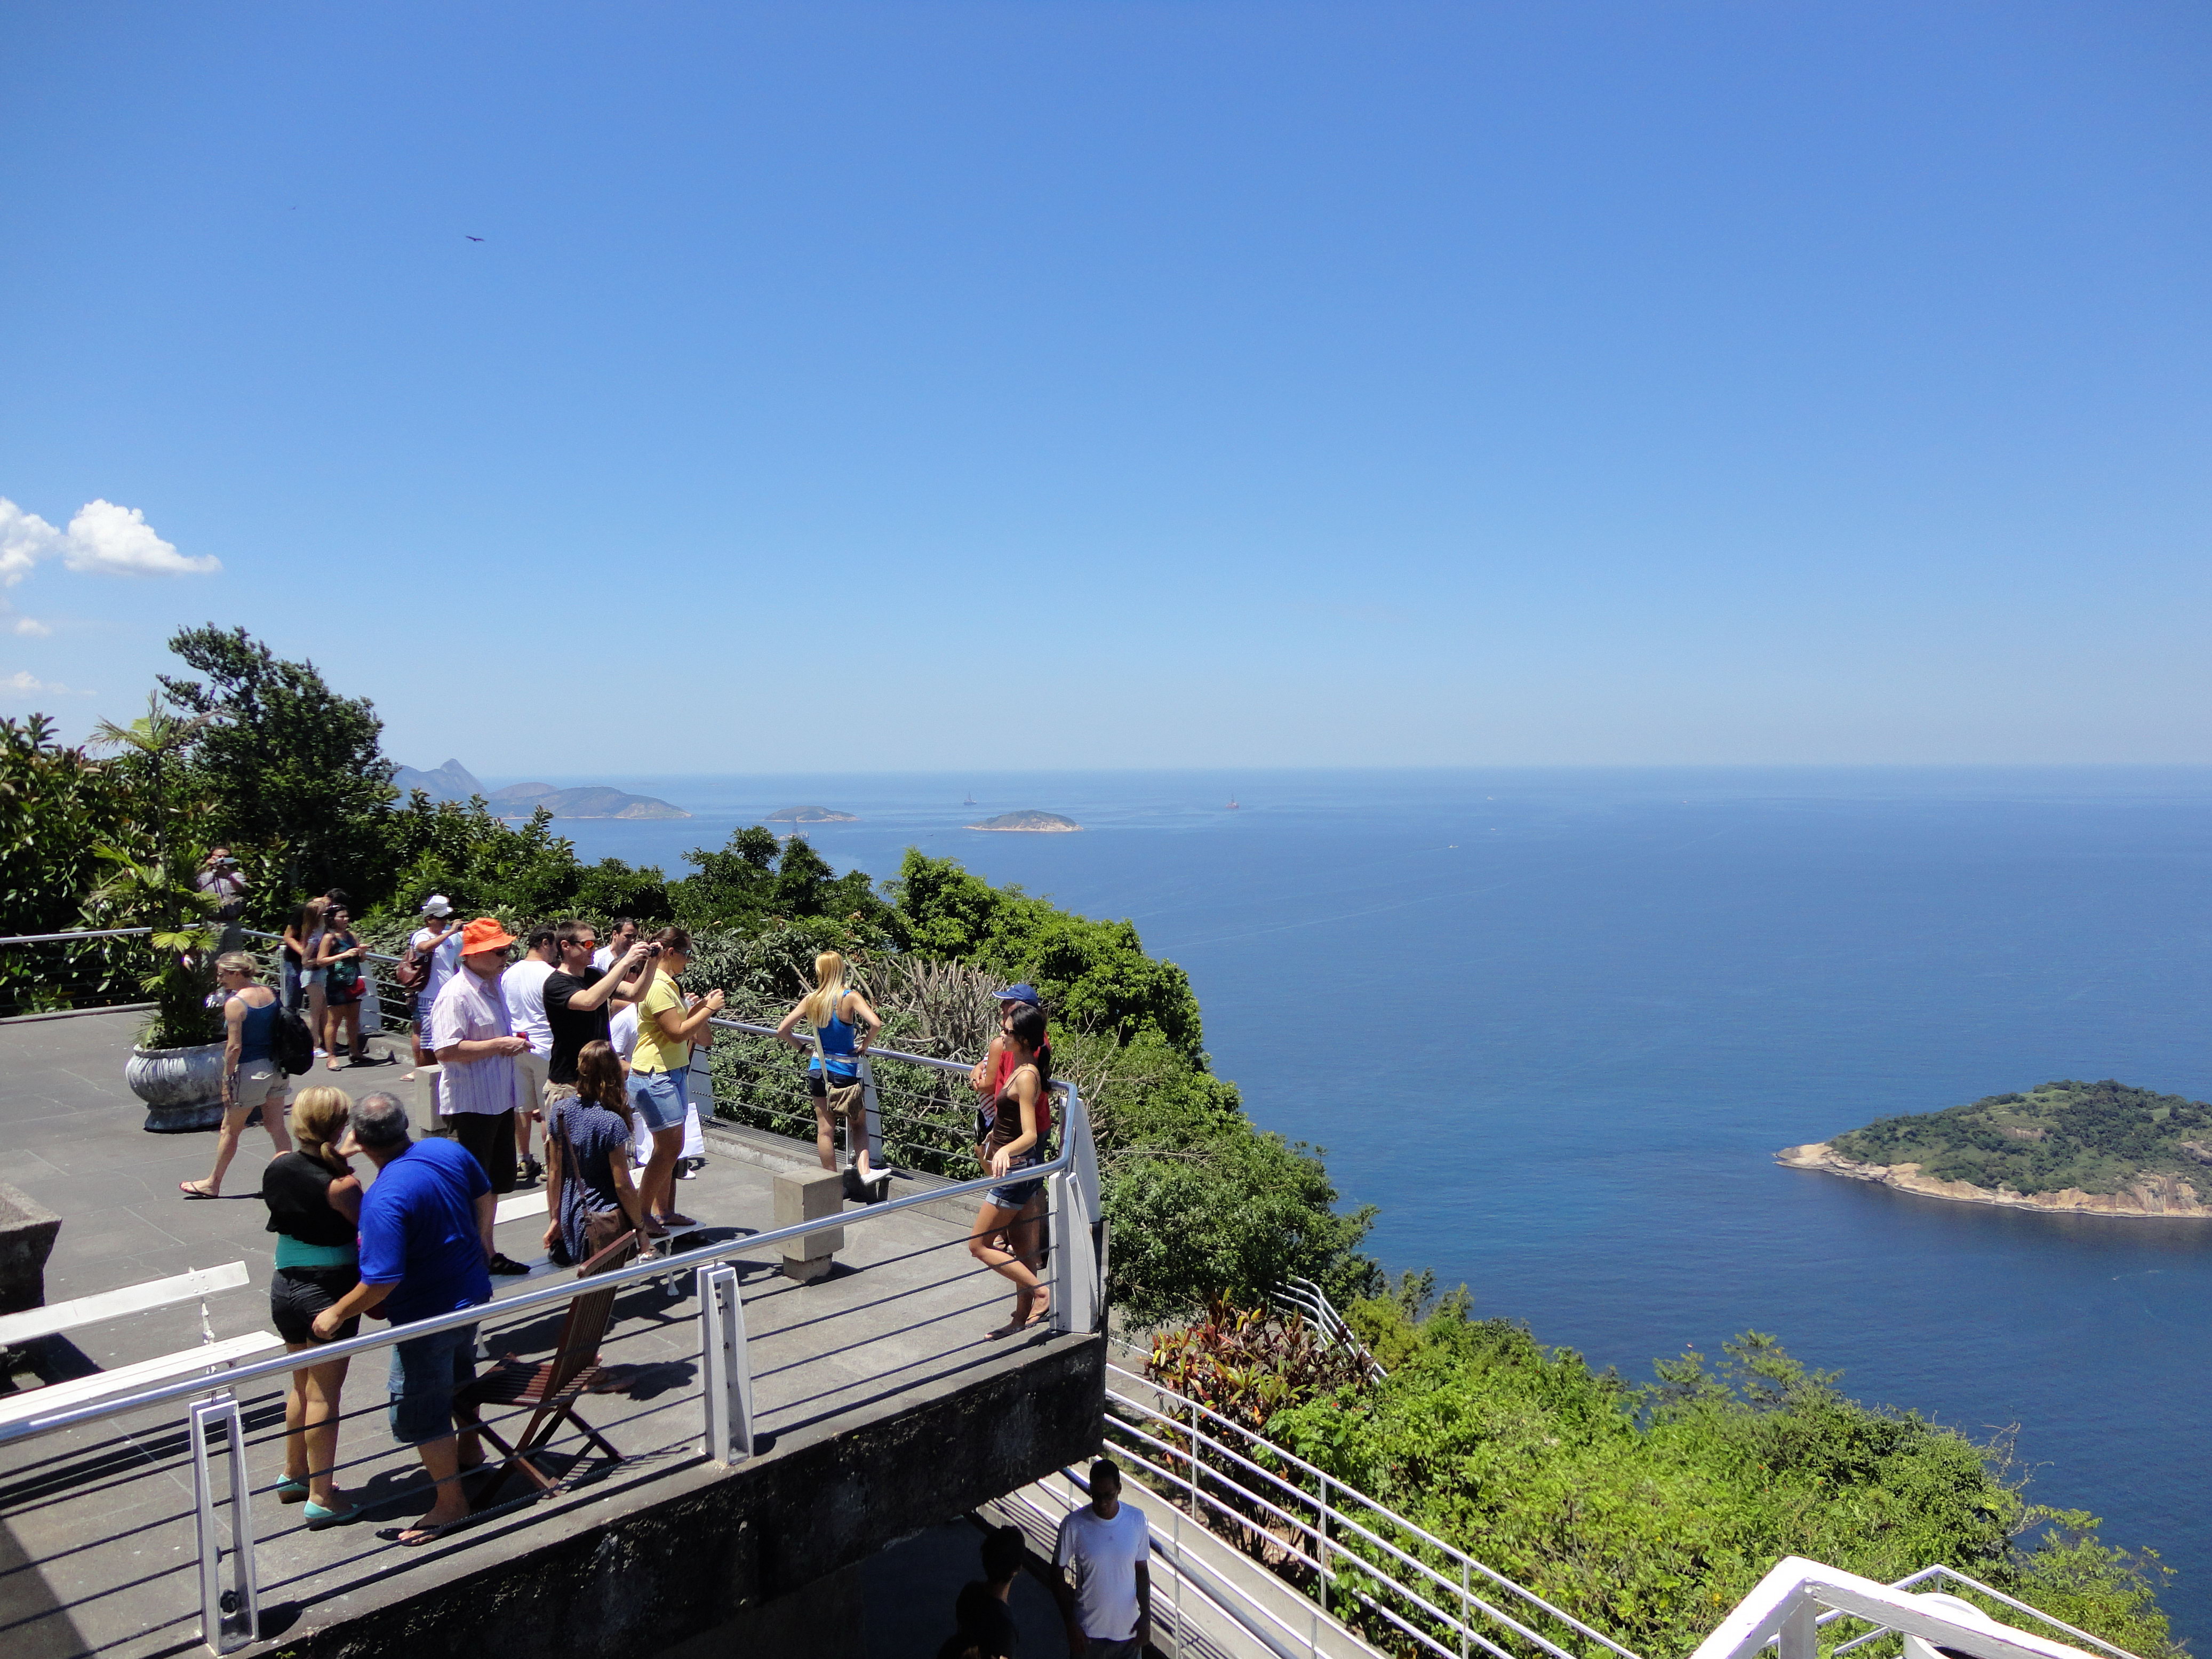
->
[[125, 1041, 228, 1134]]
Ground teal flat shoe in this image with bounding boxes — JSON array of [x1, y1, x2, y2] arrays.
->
[[276, 1477, 309, 1504], [304, 1497, 358, 1530]]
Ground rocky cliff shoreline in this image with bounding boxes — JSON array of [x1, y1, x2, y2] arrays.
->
[[1775, 1141, 2212, 1219]]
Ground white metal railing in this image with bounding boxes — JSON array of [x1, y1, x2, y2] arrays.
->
[[1694, 1558, 2127, 1659], [1274, 1275, 1386, 1382], [1104, 1359, 1641, 1659]]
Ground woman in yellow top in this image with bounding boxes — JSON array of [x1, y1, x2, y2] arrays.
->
[[626, 927, 724, 1235]]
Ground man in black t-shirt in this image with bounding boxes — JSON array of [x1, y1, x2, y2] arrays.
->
[[542, 920, 656, 1107]]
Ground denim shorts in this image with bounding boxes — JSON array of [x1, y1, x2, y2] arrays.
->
[[628, 1068, 687, 1133], [387, 1320, 480, 1445], [986, 1151, 1044, 1211]]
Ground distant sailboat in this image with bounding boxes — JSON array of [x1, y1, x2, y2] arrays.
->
[[963, 793, 978, 807], [1225, 796, 1240, 810]]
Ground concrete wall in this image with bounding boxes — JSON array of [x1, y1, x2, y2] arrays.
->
[[270, 1334, 1104, 1659]]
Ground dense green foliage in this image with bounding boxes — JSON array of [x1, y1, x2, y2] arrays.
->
[[1245, 1295, 2177, 1658], [161, 625, 396, 902], [1831, 1080, 2212, 1196], [893, 849, 1205, 1057]]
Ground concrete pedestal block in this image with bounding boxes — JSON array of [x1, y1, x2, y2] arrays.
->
[[774, 1167, 844, 1281], [0, 1182, 62, 1316]]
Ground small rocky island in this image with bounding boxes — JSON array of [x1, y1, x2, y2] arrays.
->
[[967, 810, 1082, 833], [1778, 1079, 2212, 1219], [766, 805, 859, 824]]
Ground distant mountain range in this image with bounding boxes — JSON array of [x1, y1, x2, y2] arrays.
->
[[392, 760, 689, 820]]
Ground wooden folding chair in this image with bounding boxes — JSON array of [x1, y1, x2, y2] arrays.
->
[[454, 1230, 642, 1504]]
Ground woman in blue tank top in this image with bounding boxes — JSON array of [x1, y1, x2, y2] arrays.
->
[[775, 951, 884, 1185], [182, 952, 295, 1199]]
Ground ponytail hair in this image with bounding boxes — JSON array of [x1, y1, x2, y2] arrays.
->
[[1007, 1004, 1051, 1094], [288, 1086, 353, 1176], [801, 951, 848, 1028]]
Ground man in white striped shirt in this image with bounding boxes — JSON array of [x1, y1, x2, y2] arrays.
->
[[429, 917, 531, 1274]]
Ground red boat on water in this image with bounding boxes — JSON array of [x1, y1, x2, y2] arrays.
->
[[1225, 796, 1240, 810]]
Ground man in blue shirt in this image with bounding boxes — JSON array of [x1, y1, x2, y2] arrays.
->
[[313, 1091, 494, 1546]]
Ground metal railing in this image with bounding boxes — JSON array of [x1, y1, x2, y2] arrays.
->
[[1103, 1357, 1641, 1659], [1694, 1557, 2125, 1659], [0, 936, 1104, 1656], [1274, 1275, 1386, 1383], [1100, 1302, 2141, 1659]]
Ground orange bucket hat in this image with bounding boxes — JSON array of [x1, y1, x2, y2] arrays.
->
[[459, 917, 517, 956]]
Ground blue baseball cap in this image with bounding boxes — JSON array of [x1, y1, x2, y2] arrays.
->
[[993, 983, 1041, 1007]]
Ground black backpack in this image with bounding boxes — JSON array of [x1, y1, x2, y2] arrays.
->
[[269, 1003, 316, 1076]]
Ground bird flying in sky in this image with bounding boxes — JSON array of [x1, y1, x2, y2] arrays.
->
[[464, 235, 484, 242]]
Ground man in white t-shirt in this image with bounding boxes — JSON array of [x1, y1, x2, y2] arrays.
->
[[592, 916, 640, 974], [1053, 1458, 1149, 1658], [503, 924, 557, 1185]]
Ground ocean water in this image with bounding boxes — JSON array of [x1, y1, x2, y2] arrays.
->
[[533, 768, 2212, 1641]]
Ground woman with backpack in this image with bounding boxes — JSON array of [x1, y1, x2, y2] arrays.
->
[[182, 952, 297, 1198], [314, 905, 369, 1070]]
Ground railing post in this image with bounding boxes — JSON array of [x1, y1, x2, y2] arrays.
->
[[1779, 1594, 1817, 1659], [858, 1055, 884, 1176], [1171, 1508, 1185, 1659], [1316, 1471, 1329, 1615], [1049, 1171, 1075, 1334], [698, 1263, 752, 1463], [190, 1391, 258, 1655], [1187, 1393, 1201, 1518]]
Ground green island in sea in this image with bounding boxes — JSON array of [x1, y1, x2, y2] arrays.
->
[[1778, 1079, 2212, 1217]]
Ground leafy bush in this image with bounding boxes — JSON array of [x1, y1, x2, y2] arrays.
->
[[1249, 1297, 2179, 1659]]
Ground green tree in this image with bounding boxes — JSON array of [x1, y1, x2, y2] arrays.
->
[[159, 625, 396, 906], [671, 825, 899, 942], [0, 715, 146, 1014], [892, 850, 1202, 1056]]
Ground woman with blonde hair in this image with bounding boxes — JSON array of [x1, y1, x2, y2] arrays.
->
[[258, 1085, 363, 1527], [776, 950, 884, 1185], [282, 896, 330, 1038]]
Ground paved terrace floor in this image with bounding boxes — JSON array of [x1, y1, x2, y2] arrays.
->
[[0, 1009, 1074, 1659]]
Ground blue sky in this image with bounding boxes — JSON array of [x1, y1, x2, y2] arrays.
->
[[3, 3, 2206, 771]]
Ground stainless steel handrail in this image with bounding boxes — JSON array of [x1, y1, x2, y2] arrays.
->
[[0, 1135, 1077, 1448], [0, 928, 155, 945]]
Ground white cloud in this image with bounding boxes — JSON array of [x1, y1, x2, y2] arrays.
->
[[0, 496, 218, 585], [62, 499, 219, 576], [0, 599, 50, 636], [2, 669, 91, 698], [0, 500, 63, 587]]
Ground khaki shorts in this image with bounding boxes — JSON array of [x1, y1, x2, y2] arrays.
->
[[514, 1049, 549, 1117], [233, 1060, 285, 1111]]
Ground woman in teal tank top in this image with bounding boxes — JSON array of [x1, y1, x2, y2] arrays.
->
[[259, 1086, 363, 1528]]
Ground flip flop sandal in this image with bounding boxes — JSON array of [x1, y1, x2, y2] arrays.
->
[[179, 1181, 218, 1200], [376, 1521, 458, 1548]]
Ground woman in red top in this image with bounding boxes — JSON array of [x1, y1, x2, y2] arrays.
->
[[967, 1006, 1053, 1335], [969, 984, 1051, 1273]]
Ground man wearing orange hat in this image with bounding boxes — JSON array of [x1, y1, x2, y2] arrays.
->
[[427, 918, 532, 1274]]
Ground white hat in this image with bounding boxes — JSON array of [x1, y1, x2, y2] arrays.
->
[[421, 895, 453, 917]]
